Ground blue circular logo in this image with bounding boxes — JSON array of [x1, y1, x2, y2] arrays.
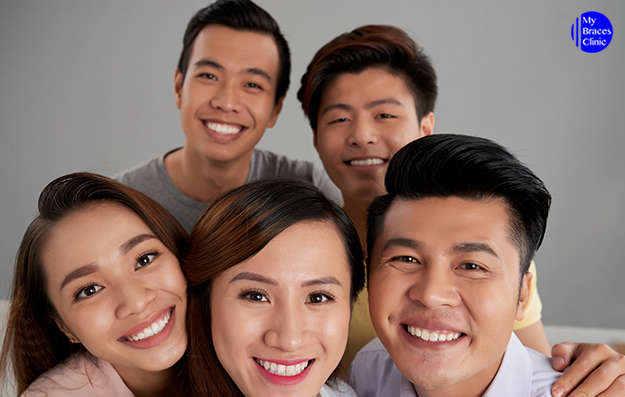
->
[[571, 11, 613, 53]]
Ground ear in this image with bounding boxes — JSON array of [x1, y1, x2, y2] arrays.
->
[[174, 69, 184, 110], [515, 272, 533, 322], [266, 95, 285, 129], [55, 317, 79, 344], [419, 112, 435, 137]]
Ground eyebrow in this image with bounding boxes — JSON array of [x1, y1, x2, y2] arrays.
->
[[451, 242, 499, 259], [229, 272, 278, 286], [381, 237, 421, 252], [193, 59, 272, 82], [301, 276, 343, 288], [229, 272, 343, 288], [320, 98, 404, 117], [60, 233, 157, 291]]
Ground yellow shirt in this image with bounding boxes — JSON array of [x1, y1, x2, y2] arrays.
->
[[341, 260, 542, 369]]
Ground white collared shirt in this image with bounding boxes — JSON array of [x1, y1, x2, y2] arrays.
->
[[349, 333, 562, 397]]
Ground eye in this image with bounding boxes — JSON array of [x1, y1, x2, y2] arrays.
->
[[307, 291, 335, 304], [245, 82, 262, 89], [198, 73, 217, 80], [376, 113, 395, 119], [328, 117, 349, 125], [392, 255, 419, 263], [459, 262, 483, 271], [240, 289, 269, 303], [74, 284, 103, 301], [135, 252, 158, 270]]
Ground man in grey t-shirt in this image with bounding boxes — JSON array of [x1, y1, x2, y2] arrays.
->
[[115, 0, 340, 231]]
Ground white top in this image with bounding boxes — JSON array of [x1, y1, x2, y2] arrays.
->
[[319, 378, 358, 397], [349, 333, 562, 397]]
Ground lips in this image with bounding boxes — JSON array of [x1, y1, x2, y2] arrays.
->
[[348, 158, 385, 166], [204, 121, 244, 135], [405, 325, 463, 342], [254, 358, 312, 376], [119, 307, 173, 342]]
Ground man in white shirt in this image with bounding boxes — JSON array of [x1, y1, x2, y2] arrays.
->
[[350, 134, 561, 397]]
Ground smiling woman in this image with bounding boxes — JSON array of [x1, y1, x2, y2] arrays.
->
[[0, 173, 190, 397], [183, 179, 365, 397]]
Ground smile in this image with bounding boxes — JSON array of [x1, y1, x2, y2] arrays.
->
[[405, 325, 462, 342], [122, 307, 173, 342], [349, 158, 385, 166], [255, 358, 311, 377], [205, 121, 244, 135]]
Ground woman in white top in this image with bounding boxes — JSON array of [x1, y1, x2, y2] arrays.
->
[[183, 179, 364, 396], [0, 173, 190, 396]]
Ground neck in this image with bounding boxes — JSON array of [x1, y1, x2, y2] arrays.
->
[[114, 364, 182, 397], [412, 354, 503, 397], [342, 195, 372, 249], [165, 145, 252, 203]]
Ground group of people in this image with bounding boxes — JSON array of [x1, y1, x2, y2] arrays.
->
[[1, 0, 624, 396]]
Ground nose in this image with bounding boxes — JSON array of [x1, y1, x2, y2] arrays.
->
[[347, 117, 378, 147], [209, 81, 242, 113], [115, 279, 157, 319], [264, 302, 312, 352], [408, 265, 460, 309]]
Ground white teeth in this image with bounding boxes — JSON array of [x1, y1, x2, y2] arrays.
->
[[256, 359, 310, 377], [207, 122, 243, 135], [350, 158, 384, 166], [127, 309, 171, 342], [406, 325, 461, 342]]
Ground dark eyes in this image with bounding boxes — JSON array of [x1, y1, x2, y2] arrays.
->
[[328, 117, 349, 124], [135, 253, 158, 270], [240, 289, 269, 302], [307, 292, 335, 304], [198, 73, 216, 80], [239, 290, 335, 304], [74, 284, 103, 301], [376, 113, 394, 119], [459, 263, 484, 271], [245, 82, 262, 89], [391, 255, 418, 263]]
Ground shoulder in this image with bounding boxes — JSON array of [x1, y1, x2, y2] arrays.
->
[[349, 338, 403, 397], [319, 378, 358, 397], [526, 347, 563, 395], [22, 354, 133, 397], [250, 149, 343, 204], [114, 150, 172, 184]]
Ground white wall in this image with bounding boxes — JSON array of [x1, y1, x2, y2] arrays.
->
[[1, 1, 623, 329]]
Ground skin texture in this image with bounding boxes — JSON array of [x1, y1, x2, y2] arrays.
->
[[42, 203, 187, 396], [167, 25, 283, 203], [368, 197, 530, 397], [210, 221, 352, 397]]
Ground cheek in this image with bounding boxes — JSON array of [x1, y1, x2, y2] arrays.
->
[[368, 272, 402, 324], [463, 281, 519, 330]]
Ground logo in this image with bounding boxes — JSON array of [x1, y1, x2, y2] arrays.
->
[[571, 11, 613, 53]]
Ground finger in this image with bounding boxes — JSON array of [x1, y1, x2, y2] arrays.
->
[[551, 344, 613, 397], [563, 355, 625, 397], [552, 342, 579, 371], [595, 374, 625, 397]]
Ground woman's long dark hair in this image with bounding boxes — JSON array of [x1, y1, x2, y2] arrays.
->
[[183, 179, 365, 396], [0, 172, 189, 395]]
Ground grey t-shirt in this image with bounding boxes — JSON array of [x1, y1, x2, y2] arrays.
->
[[114, 148, 342, 232]]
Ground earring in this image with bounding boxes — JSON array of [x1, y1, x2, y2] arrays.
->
[[68, 337, 78, 344]]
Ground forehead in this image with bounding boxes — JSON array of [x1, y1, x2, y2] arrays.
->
[[216, 221, 351, 286], [320, 67, 415, 109], [190, 25, 280, 78], [375, 197, 520, 263]]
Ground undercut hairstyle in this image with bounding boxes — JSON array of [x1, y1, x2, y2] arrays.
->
[[0, 173, 189, 395], [177, 0, 291, 104], [297, 24, 437, 131], [367, 134, 551, 279], [183, 179, 365, 396]]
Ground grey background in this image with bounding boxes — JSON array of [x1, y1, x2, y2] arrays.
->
[[1, 1, 623, 329]]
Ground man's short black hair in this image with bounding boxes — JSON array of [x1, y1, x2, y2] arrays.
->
[[177, 0, 291, 104], [367, 134, 551, 278]]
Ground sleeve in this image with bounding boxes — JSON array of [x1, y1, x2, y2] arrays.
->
[[513, 260, 543, 330]]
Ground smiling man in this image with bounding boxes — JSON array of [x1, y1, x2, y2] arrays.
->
[[116, 0, 340, 232], [350, 134, 561, 397]]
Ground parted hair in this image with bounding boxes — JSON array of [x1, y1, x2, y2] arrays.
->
[[0, 172, 189, 395], [367, 134, 551, 278], [297, 24, 437, 131], [183, 179, 365, 396], [177, 0, 291, 105]]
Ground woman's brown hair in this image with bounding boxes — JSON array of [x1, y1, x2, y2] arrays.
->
[[183, 178, 365, 396], [0, 172, 189, 395]]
